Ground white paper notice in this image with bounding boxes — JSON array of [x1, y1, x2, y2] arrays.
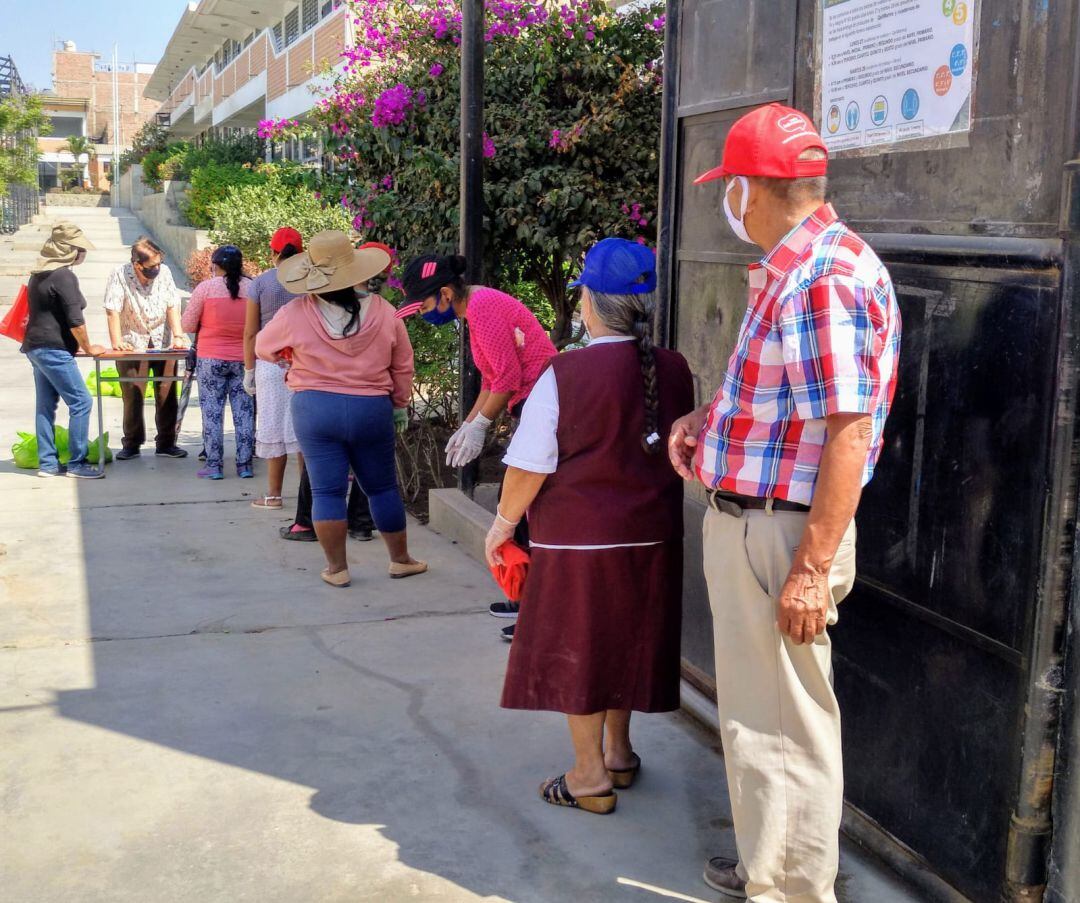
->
[[819, 0, 976, 153]]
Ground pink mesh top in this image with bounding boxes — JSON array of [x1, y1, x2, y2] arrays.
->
[[465, 286, 557, 410]]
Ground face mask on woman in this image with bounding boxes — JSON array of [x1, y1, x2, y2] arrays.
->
[[421, 295, 457, 326]]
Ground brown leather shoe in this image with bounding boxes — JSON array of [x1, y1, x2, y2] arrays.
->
[[703, 857, 747, 899]]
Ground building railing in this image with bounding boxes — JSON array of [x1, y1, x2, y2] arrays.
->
[[0, 183, 41, 235]]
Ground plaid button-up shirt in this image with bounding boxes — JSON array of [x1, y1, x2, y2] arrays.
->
[[694, 204, 901, 506]]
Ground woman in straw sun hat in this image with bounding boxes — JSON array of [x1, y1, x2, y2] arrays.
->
[[256, 230, 426, 587], [20, 222, 107, 479]]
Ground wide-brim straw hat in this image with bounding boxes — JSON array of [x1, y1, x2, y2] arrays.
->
[[276, 230, 391, 295], [32, 222, 97, 274]]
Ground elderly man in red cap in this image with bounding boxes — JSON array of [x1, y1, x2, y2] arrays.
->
[[669, 104, 902, 901]]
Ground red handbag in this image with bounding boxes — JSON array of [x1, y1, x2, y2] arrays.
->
[[0, 285, 29, 344]]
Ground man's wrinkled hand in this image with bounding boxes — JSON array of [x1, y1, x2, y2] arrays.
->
[[668, 408, 707, 480], [777, 567, 830, 645]]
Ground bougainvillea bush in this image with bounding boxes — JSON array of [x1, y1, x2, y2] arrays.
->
[[267, 0, 665, 348]]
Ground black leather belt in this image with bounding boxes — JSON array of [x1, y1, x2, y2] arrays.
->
[[708, 490, 810, 517]]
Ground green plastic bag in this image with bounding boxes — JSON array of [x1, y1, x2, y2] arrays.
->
[[86, 367, 124, 398], [87, 432, 112, 465], [11, 427, 110, 467]]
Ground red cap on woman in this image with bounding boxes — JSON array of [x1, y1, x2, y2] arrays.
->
[[270, 227, 304, 253]]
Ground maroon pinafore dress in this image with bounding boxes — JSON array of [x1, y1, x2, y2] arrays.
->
[[500, 342, 695, 715]]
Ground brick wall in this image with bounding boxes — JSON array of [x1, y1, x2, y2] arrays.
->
[[52, 50, 161, 147], [266, 52, 287, 101], [287, 38, 314, 89], [314, 14, 346, 70]]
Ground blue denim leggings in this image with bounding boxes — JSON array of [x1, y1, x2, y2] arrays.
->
[[26, 348, 93, 469], [196, 358, 254, 469], [291, 390, 406, 531]]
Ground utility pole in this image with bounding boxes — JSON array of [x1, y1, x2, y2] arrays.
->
[[458, 0, 484, 496], [112, 45, 120, 186]]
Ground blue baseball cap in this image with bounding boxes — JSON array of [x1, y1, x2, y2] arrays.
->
[[569, 237, 657, 295]]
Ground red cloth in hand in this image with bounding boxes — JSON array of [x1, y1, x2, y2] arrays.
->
[[490, 540, 530, 602]]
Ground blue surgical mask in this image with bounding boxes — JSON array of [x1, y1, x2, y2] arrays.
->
[[421, 304, 457, 326]]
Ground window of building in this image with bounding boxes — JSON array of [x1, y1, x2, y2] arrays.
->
[[321, 0, 333, 17], [46, 115, 84, 139], [272, 22, 284, 49], [285, 8, 300, 46], [243, 32, 254, 48], [232, 39, 242, 58], [302, 0, 318, 33]]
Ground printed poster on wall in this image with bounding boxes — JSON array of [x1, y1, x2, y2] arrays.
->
[[819, 0, 977, 153]]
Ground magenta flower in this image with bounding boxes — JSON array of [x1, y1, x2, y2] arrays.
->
[[549, 129, 561, 148], [482, 132, 496, 159], [429, 62, 444, 78]]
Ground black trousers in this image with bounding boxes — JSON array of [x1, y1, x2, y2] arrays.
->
[[118, 358, 178, 452], [294, 464, 374, 532]]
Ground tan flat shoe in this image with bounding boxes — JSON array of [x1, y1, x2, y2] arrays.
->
[[321, 568, 351, 588], [608, 753, 641, 789], [251, 496, 283, 510], [539, 775, 616, 815], [388, 560, 428, 579]]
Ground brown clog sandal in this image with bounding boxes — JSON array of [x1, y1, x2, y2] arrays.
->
[[539, 774, 617, 815], [608, 753, 642, 789], [388, 560, 428, 579], [320, 569, 351, 588]]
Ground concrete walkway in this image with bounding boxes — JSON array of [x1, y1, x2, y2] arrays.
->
[[0, 207, 923, 902]]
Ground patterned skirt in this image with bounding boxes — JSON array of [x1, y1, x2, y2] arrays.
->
[[500, 541, 683, 715], [255, 359, 300, 458]]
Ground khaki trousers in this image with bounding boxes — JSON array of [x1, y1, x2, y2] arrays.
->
[[702, 506, 857, 903]]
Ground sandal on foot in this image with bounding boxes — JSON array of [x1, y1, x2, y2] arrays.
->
[[607, 753, 641, 789], [252, 496, 283, 510], [388, 560, 428, 579], [539, 775, 616, 815], [320, 569, 351, 588]]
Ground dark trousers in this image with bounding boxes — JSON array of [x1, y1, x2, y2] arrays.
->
[[295, 464, 374, 532], [118, 358, 178, 452]]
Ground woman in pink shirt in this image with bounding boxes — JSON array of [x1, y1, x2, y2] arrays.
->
[[400, 253, 558, 633], [181, 245, 254, 480], [256, 231, 426, 588]]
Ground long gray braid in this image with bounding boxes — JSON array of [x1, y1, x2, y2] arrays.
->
[[587, 287, 662, 455]]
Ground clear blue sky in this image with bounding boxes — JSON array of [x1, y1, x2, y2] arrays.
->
[[4, 0, 190, 91]]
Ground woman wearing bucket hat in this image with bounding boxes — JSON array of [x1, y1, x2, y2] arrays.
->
[[181, 245, 256, 480], [400, 253, 557, 630], [20, 222, 107, 479], [255, 231, 426, 587], [484, 238, 694, 815]]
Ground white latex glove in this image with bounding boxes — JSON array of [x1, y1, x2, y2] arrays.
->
[[243, 368, 256, 396], [485, 507, 520, 567], [444, 422, 468, 465], [450, 414, 492, 468]]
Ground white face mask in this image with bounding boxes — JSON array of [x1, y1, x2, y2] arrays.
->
[[723, 176, 754, 245]]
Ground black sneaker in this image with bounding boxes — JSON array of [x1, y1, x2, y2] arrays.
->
[[349, 528, 374, 541], [198, 448, 207, 461], [501, 623, 515, 643], [156, 446, 189, 458], [489, 601, 520, 618], [115, 448, 141, 461], [280, 525, 318, 542]]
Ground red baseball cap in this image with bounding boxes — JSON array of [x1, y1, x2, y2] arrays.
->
[[694, 103, 828, 184], [270, 227, 303, 253]]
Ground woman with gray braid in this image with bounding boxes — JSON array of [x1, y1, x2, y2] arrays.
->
[[484, 238, 695, 815]]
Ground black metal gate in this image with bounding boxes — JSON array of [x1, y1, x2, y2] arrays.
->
[[657, 2, 1080, 900], [0, 55, 41, 234]]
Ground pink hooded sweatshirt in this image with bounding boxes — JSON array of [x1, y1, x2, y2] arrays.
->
[[255, 294, 414, 408]]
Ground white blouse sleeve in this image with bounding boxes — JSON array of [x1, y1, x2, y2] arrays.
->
[[502, 367, 559, 474]]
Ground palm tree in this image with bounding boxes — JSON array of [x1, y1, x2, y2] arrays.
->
[[64, 135, 95, 189]]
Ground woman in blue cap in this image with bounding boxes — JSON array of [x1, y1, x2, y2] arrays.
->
[[484, 238, 695, 814]]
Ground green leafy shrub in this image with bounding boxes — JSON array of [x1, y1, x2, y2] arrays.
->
[[206, 166, 351, 270], [118, 121, 169, 174], [183, 162, 269, 229]]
